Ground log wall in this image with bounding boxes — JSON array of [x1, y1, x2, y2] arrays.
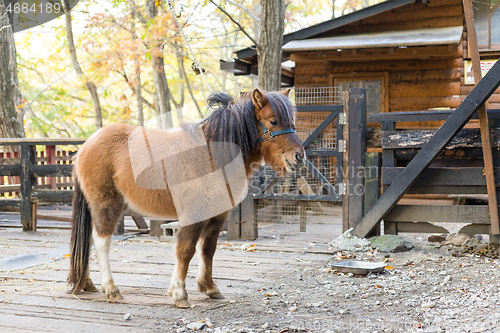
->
[[292, 0, 500, 127]]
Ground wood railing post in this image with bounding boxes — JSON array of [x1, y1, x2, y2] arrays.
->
[[364, 152, 381, 237], [381, 120, 397, 235], [347, 88, 367, 230], [342, 91, 350, 232], [20, 144, 36, 231], [46, 145, 57, 190]]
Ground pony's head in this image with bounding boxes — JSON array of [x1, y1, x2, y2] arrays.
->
[[204, 89, 305, 176], [251, 88, 305, 175]]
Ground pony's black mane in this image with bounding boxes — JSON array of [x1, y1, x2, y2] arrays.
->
[[199, 91, 296, 164]]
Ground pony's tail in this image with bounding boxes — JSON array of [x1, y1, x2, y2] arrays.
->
[[68, 177, 92, 294]]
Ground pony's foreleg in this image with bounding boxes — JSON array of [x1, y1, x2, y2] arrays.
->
[[92, 228, 122, 299], [167, 224, 201, 308], [196, 216, 226, 299]]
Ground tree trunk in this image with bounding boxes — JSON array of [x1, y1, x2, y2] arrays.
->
[[130, 3, 143, 127], [0, 2, 25, 140], [147, 2, 173, 129], [63, 0, 102, 129], [257, 0, 285, 91], [134, 60, 143, 127], [173, 47, 185, 123]]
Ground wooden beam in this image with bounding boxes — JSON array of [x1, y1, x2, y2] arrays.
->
[[463, 0, 499, 234], [352, 60, 500, 238], [385, 205, 490, 224], [383, 167, 500, 186], [369, 109, 500, 123], [393, 222, 449, 234], [382, 128, 500, 149], [290, 45, 461, 63], [31, 190, 73, 203]]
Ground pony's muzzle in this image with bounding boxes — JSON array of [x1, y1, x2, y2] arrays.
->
[[294, 152, 304, 164]]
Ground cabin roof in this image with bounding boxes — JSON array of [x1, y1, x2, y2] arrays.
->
[[282, 26, 464, 52], [235, 0, 416, 60]]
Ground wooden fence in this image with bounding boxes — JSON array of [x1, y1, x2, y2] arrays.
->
[[0, 145, 77, 197], [0, 138, 85, 231], [354, 109, 500, 237]]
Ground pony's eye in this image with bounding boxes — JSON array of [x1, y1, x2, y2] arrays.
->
[[270, 120, 278, 126]]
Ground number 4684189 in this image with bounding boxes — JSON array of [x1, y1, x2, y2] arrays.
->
[[6, 2, 62, 14]]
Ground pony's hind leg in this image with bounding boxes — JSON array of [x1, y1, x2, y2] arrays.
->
[[167, 223, 201, 308], [92, 228, 122, 299], [196, 214, 226, 299], [91, 199, 125, 300]]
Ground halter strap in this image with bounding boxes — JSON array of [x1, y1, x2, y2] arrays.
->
[[256, 120, 296, 143]]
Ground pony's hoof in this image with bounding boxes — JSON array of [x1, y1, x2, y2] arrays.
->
[[105, 287, 123, 300], [175, 299, 191, 308], [208, 292, 224, 299], [82, 279, 99, 292]]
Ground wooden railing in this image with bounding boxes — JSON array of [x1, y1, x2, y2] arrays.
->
[[0, 138, 85, 231]]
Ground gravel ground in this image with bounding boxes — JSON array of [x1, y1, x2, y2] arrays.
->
[[167, 243, 500, 333]]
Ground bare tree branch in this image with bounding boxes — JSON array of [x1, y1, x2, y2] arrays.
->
[[223, 0, 260, 22], [209, 0, 260, 50]]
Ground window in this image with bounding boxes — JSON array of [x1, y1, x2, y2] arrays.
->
[[332, 73, 388, 114], [474, 0, 500, 50]]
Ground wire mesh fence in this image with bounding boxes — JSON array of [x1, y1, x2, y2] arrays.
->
[[254, 87, 344, 236], [293, 87, 343, 106]]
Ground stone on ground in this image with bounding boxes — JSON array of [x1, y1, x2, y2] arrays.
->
[[428, 234, 447, 243], [445, 233, 482, 247], [369, 235, 413, 253], [328, 228, 371, 252]]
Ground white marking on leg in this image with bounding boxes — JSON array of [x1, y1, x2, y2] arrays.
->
[[92, 228, 114, 291], [168, 262, 187, 303], [196, 252, 206, 292]]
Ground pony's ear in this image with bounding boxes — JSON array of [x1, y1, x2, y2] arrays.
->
[[252, 88, 267, 111], [282, 88, 291, 97]]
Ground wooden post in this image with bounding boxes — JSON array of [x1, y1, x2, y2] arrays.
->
[[299, 201, 307, 232], [240, 175, 258, 240], [348, 88, 367, 229], [32, 202, 37, 231], [20, 144, 36, 231], [226, 204, 241, 240], [463, 0, 500, 235], [342, 91, 350, 232], [381, 120, 397, 235], [46, 145, 57, 190], [115, 215, 125, 235], [364, 152, 381, 236]]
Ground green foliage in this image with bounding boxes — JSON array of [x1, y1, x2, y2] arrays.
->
[[16, 0, 384, 138]]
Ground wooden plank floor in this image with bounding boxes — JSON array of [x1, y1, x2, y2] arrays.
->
[[0, 208, 339, 332]]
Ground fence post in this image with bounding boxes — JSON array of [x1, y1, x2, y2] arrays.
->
[[46, 145, 57, 189], [381, 120, 397, 235], [342, 91, 350, 232], [364, 152, 381, 237], [347, 88, 367, 230], [20, 144, 36, 231]]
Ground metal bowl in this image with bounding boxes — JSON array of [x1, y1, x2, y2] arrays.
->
[[329, 261, 386, 275]]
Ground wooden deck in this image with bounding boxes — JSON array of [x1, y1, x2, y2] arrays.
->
[[0, 208, 339, 332]]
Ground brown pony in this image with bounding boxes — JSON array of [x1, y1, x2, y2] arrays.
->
[[68, 88, 305, 308]]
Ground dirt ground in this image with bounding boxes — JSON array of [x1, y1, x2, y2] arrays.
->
[[0, 213, 499, 333]]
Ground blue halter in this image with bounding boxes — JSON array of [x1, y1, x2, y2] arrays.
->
[[256, 120, 296, 143]]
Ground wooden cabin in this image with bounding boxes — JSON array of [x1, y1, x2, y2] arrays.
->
[[222, 0, 500, 123], [221, 0, 500, 239]]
